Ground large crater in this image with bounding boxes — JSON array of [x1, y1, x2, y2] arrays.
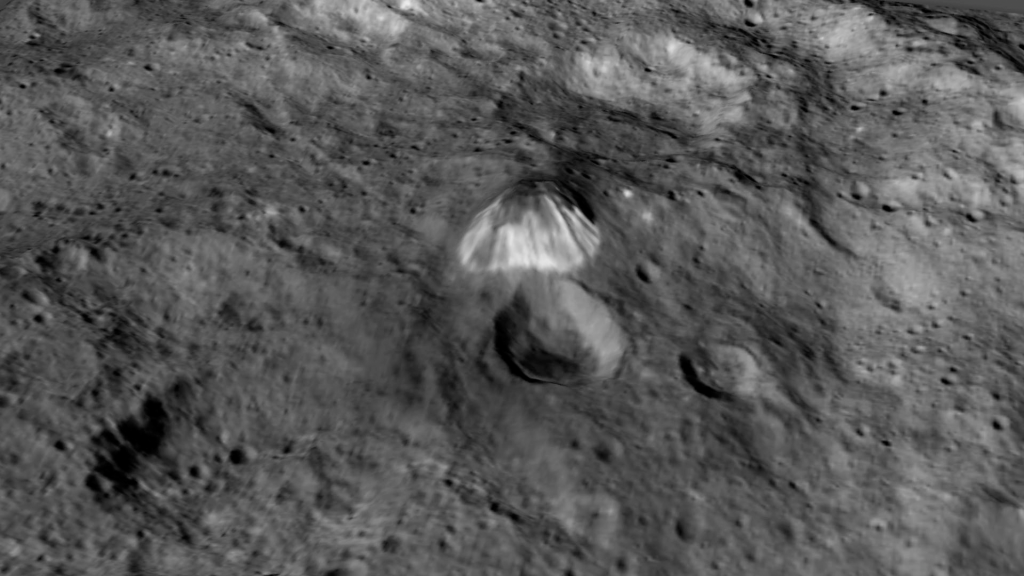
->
[[494, 273, 626, 386]]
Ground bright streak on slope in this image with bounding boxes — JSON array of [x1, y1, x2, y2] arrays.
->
[[457, 186, 601, 275]]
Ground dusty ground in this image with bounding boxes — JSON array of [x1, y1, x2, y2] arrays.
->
[[2, 0, 1024, 574]]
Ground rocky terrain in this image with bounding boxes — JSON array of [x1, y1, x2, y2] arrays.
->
[[2, 0, 1024, 575]]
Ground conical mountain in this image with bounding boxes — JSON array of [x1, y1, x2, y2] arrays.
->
[[457, 179, 601, 275]]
